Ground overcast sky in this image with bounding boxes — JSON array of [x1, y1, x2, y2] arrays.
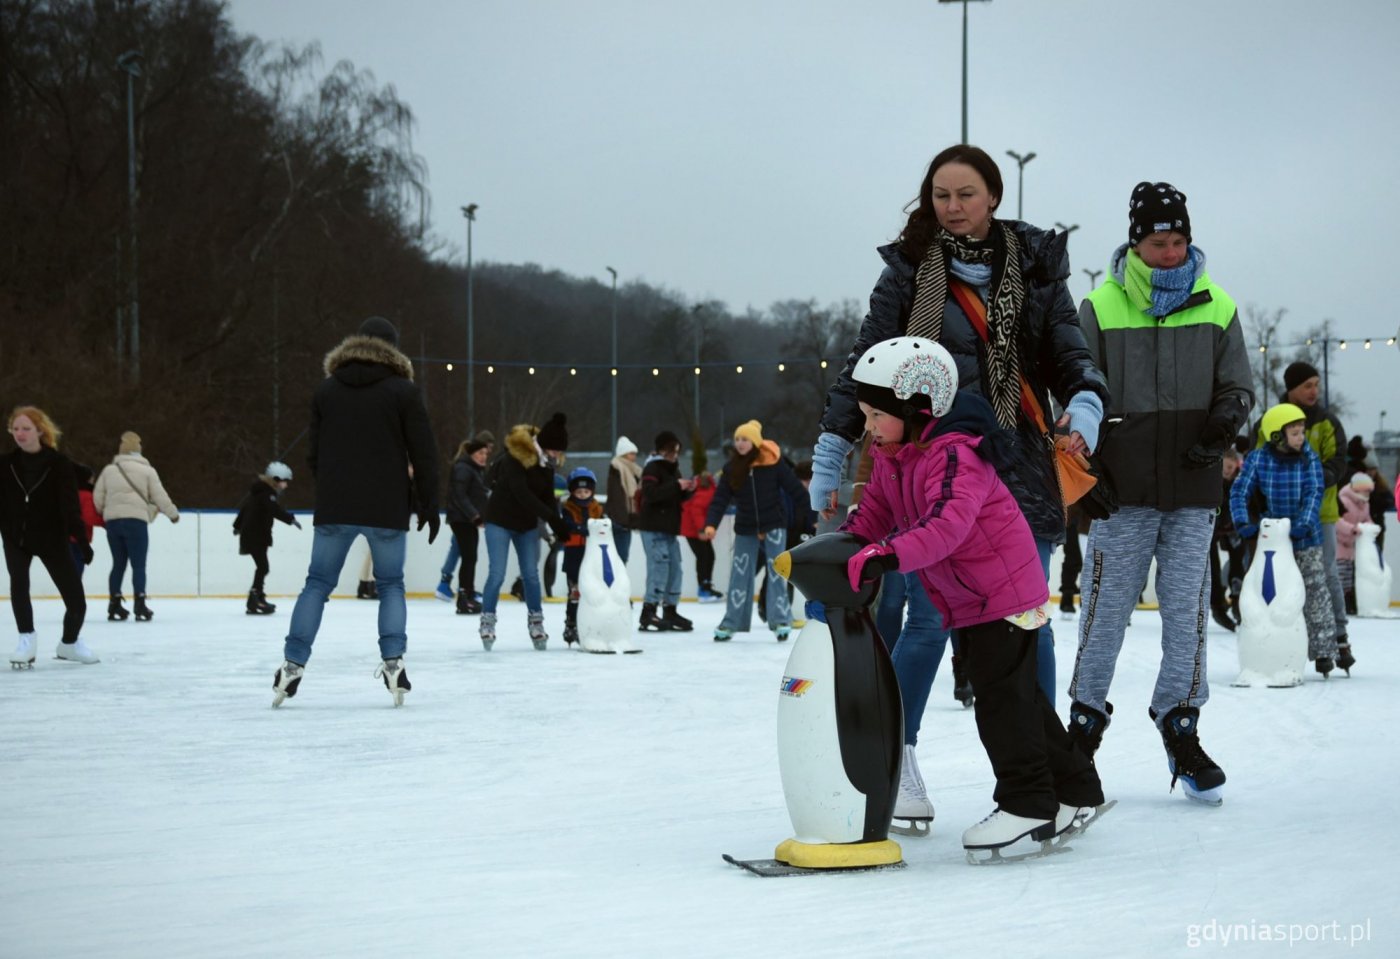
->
[[225, 0, 1400, 440]]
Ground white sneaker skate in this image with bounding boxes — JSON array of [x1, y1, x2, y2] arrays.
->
[[962, 808, 1057, 864], [54, 639, 99, 664], [375, 658, 411, 707], [272, 660, 304, 707], [891, 744, 935, 837], [10, 633, 37, 669], [480, 612, 497, 651]]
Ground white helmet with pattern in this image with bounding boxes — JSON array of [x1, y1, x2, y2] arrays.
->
[[265, 461, 293, 481], [852, 336, 958, 418]]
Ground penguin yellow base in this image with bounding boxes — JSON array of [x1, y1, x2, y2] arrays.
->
[[775, 838, 902, 869]]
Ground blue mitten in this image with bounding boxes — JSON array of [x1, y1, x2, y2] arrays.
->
[[1064, 391, 1104, 453], [810, 432, 854, 510]]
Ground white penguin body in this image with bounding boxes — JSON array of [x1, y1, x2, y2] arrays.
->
[[776, 618, 866, 844], [1234, 518, 1306, 687], [576, 518, 638, 652], [1354, 521, 1396, 618]]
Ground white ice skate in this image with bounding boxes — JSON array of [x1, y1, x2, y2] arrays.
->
[[962, 808, 1060, 865], [890, 744, 934, 837], [271, 660, 304, 707], [1051, 800, 1116, 847], [10, 633, 37, 670], [54, 639, 99, 664], [375, 658, 411, 707]]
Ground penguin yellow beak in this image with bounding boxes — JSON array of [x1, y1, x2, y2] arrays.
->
[[774, 550, 792, 581]]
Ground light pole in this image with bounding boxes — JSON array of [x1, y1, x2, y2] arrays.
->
[[1083, 267, 1103, 292], [936, 0, 991, 144], [1055, 221, 1079, 238], [461, 204, 478, 433], [1005, 149, 1035, 220], [607, 266, 618, 443], [117, 50, 144, 384]]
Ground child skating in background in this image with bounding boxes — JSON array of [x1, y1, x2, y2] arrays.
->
[[70, 462, 103, 578], [560, 467, 607, 646], [1335, 472, 1375, 617], [840, 337, 1105, 859], [1230, 403, 1346, 675], [232, 462, 302, 615]]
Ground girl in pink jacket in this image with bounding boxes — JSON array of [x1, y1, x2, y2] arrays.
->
[[1335, 472, 1374, 614], [841, 337, 1105, 861]]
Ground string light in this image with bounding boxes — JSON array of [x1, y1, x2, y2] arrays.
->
[[736, 365, 743, 373], [1258, 345, 1267, 353], [528, 366, 535, 374], [1389, 337, 1397, 346], [487, 365, 494, 373], [694, 367, 701, 375], [1339, 341, 1348, 351], [777, 363, 785, 372], [445, 363, 454, 371], [652, 368, 659, 376], [570, 367, 577, 375], [611, 368, 617, 377], [1364, 340, 1372, 350], [820, 360, 828, 369]]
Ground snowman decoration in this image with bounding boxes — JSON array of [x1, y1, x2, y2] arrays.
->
[[1233, 517, 1306, 688], [577, 517, 640, 653]]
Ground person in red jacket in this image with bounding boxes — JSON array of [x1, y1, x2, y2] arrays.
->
[[841, 336, 1104, 861], [70, 462, 104, 578], [680, 470, 719, 602]]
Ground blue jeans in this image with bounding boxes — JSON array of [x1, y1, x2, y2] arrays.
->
[[613, 526, 632, 565], [439, 533, 460, 578], [1034, 537, 1055, 706], [640, 531, 683, 605], [481, 523, 541, 613], [284, 525, 407, 665], [890, 574, 950, 745], [875, 569, 906, 653], [105, 517, 149, 596], [718, 525, 791, 631]]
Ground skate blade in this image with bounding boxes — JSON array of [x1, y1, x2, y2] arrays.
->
[[966, 839, 1070, 865], [10, 661, 35, 670], [723, 854, 905, 878], [1184, 787, 1224, 807], [890, 818, 932, 838]]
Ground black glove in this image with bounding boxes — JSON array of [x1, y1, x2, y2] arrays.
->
[[292, 519, 303, 530], [548, 515, 571, 541], [418, 511, 441, 545], [80, 541, 94, 566], [1078, 455, 1119, 521], [1182, 415, 1235, 470]]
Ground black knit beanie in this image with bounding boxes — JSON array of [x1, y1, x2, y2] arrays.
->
[[358, 315, 400, 347], [1284, 361, 1320, 393], [1128, 182, 1191, 247], [654, 430, 681, 454], [537, 412, 569, 451]]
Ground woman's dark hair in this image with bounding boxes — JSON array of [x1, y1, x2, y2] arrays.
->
[[726, 445, 761, 491], [896, 144, 1005, 262]]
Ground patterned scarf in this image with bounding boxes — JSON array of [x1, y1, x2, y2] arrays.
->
[[906, 222, 1027, 429], [1122, 245, 1202, 317]]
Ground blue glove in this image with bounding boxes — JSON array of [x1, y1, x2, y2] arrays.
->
[[810, 432, 854, 511], [1064, 391, 1104, 453]]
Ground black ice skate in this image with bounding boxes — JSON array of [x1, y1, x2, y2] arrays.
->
[[563, 623, 580, 646], [456, 589, 482, 615], [1335, 634, 1355, 675], [375, 658, 411, 707], [1067, 701, 1113, 758], [272, 660, 304, 708], [356, 580, 377, 600], [638, 602, 670, 632], [1152, 705, 1225, 806], [661, 604, 693, 632], [1314, 656, 1335, 678], [108, 595, 130, 621], [246, 590, 276, 615], [132, 594, 154, 622]]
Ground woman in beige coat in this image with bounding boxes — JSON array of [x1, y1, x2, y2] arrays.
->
[[93, 431, 179, 621]]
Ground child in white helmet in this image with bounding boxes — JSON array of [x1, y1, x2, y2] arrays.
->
[[841, 336, 1106, 861], [233, 461, 302, 615]]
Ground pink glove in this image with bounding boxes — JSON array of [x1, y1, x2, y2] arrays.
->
[[847, 542, 898, 592]]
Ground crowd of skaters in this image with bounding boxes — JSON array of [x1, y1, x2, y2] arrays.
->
[[5, 140, 1399, 862]]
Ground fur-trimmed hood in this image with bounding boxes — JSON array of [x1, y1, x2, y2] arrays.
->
[[505, 423, 542, 468], [322, 334, 415, 383]]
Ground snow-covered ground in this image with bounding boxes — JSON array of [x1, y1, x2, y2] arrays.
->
[[3, 596, 1394, 958]]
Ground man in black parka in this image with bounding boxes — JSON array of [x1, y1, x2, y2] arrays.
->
[[272, 315, 440, 708]]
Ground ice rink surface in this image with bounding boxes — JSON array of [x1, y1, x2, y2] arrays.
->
[[3, 596, 1394, 958]]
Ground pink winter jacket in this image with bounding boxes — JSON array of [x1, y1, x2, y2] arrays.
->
[[841, 423, 1047, 630], [1335, 485, 1372, 561]]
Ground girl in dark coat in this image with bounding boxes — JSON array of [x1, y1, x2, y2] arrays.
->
[[3, 406, 96, 666], [701, 420, 808, 641], [445, 437, 492, 613], [233, 462, 301, 614]]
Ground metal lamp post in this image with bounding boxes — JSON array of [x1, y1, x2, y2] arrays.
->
[[1055, 221, 1079, 238], [1083, 267, 1103, 293], [117, 50, 144, 383], [691, 304, 704, 434], [936, 0, 991, 144], [461, 203, 478, 433], [1005, 149, 1036, 220], [607, 266, 618, 442]]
